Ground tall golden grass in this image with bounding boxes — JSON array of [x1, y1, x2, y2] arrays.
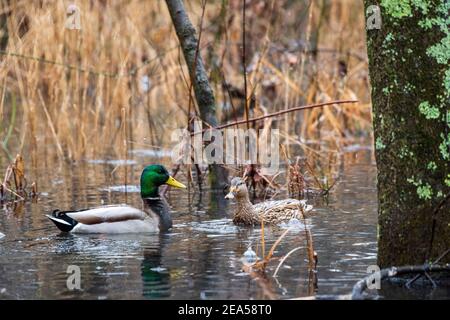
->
[[0, 0, 371, 169]]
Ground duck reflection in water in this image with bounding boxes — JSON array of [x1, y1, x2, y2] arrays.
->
[[140, 235, 171, 299]]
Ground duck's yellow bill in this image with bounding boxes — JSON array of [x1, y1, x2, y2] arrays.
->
[[166, 176, 186, 188]]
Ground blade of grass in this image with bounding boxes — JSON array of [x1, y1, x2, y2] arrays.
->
[[273, 246, 303, 277], [2, 93, 16, 160], [38, 91, 64, 160]]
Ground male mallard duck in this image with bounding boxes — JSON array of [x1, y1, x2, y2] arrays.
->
[[225, 177, 312, 226], [46, 165, 186, 233]]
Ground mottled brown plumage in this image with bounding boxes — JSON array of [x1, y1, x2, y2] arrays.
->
[[225, 177, 313, 226]]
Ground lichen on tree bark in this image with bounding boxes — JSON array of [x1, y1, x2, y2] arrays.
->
[[364, 0, 450, 267]]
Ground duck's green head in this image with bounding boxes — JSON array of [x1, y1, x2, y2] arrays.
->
[[140, 164, 186, 198]]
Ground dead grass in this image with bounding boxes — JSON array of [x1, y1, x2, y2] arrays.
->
[[0, 0, 370, 170], [241, 206, 318, 298], [0, 153, 36, 201]]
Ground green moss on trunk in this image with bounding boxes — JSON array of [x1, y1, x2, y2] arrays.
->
[[365, 0, 450, 267]]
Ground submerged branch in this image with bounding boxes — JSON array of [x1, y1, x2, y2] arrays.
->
[[352, 264, 450, 300]]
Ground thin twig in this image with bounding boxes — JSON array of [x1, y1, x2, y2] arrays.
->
[[265, 227, 291, 262], [0, 183, 25, 200], [191, 99, 358, 136], [273, 246, 303, 277], [0, 44, 179, 78], [427, 192, 450, 260], [261, 219, 265, 260], [38, 91, 64, 159], [122, 107, 128, 204], [242, 0, 249, 130]]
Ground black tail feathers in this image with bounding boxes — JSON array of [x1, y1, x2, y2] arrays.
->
[[46, 210, 78, 232]]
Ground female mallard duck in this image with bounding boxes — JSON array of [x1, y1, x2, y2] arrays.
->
[[225, 177, 312, 226], [46, 165, 186, 233]]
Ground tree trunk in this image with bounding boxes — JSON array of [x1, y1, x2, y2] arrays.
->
[[165, 0, 228, 189], [364, 1, 450, 267]]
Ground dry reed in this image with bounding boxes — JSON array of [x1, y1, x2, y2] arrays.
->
[[0, 0, 370, 173], [1, 153, 36, 201]]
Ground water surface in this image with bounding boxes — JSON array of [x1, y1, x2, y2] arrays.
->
[[0, 149, 384, 299]]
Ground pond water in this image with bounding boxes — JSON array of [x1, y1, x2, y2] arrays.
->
[[0, 147, 414, 300]]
